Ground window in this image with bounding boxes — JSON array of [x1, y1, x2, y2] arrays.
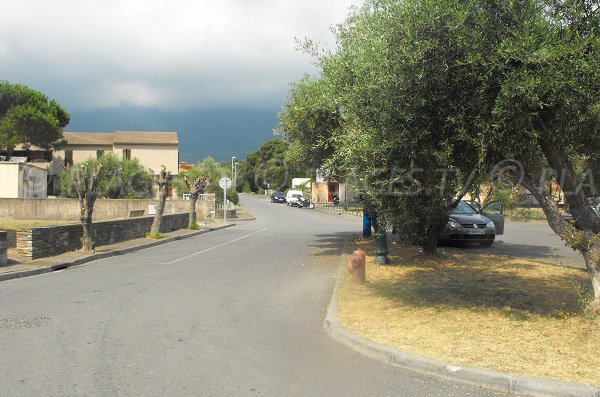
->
[[64, 150, 73, 167], [123, 148, 131, 160]]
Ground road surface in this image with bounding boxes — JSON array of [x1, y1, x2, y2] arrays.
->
[[0, 194, 504, 396], [465, 221, 586, 268]]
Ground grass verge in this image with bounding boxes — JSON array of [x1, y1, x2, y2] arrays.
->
[[337, 238, 600, 386], [1, 218, 75, 248]]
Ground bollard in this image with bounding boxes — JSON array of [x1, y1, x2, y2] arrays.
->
[[347, 249, 366, 284], [0, 231, 7, 266], [363, 210, 372, 238]]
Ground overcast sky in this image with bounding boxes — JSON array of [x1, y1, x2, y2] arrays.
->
[[0, 0, 362, 112]]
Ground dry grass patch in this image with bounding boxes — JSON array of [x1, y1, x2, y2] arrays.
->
[[0, 218, 74, 230], [338, 238, 600, 386]]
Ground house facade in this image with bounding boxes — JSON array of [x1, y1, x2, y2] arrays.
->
[[1, 131, 179, 196]]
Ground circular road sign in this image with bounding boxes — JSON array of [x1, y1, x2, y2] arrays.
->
[[219, 176, 232, 189]]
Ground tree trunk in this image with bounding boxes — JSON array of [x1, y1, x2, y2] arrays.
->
[[81, 212, 94, 252], [75, 168, 99, 253], [189, 195, 198, 228], [423, 215, 447, 255], [151, 186, 168, 235], [519, 167, 600, 311]]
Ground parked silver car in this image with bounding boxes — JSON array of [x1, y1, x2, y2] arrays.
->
[[439, 200, 505, 247]]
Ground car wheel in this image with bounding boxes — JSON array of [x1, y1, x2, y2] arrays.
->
[[479, 240, 494, 247]]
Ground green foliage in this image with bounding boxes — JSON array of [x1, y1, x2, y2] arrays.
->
[[59, 153, 153, 199], [236, 139, 310, 193], [145, 231, 162, 239], [178, 157, 240, 204], [0, 81, 69, 154], [279, 0, 600, 253]]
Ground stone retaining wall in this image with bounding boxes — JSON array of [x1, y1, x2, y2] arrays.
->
[[16, 213, 191, 259]]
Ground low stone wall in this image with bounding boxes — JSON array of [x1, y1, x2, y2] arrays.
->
[[0, 231, 6, 266], [17, 213, 191, 259]]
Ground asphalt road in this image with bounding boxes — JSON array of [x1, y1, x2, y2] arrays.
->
[[0, 194, 506, 397], [458, 221, 586, 268]]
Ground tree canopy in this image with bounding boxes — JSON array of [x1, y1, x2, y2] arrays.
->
[[278, 0, 600, 308], [59, 153, 154, 199], [0, 81, 70, 156], [236, 139, 311, 193], [175, 157, 239, 205]]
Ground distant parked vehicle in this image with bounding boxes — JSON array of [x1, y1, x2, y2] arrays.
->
[[562, 197, 600, 223], [271, 191, 286, 203], [439, 200, 504, 247], [286, 190, 303, 207], [297, 196, 315, 209], [332, 193, 340, 205]]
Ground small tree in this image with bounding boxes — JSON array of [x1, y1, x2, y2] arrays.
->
[[59, 153, 153, 199], [176, 166, 210, 228], [67, 162, 103, 252], [150, 165, 172, 237]]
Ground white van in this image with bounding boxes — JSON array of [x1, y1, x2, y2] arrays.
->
[[286, 190, 303, 207]]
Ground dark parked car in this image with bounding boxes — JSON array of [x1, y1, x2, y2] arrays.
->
[[439, 200, 505, 247], [562, 197, 600, 223], [271, 191, 286, 203]]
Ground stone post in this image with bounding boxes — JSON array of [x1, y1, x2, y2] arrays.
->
[[346, 249, 366, 283], [374, 232, 391, 265], [0, 231, 7, 266]]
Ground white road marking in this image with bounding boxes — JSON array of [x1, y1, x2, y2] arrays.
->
[[165, 228, 268, 265]]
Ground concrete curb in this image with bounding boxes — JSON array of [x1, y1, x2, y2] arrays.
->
[[323, 241, 600, 397], [0, 223, 235, 283]]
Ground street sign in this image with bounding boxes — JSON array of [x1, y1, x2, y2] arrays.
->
[[219, 177, 232, 189]]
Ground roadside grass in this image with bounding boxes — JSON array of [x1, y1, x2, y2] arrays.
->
[[0, 218, 75, 230], [337, 238, 600, 386]]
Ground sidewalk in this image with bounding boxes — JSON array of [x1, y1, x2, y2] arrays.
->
[[1, 207, 255, 283]]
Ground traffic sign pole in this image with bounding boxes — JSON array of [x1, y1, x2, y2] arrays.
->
[[219, 177, 232, 225]]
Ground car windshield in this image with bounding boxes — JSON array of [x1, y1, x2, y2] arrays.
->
[[273, 192, 284, 197], [451, 201, 478, 215], [292, 194, 302, 198]]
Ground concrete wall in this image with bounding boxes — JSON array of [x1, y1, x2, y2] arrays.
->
[[16, 213, 192, 259], [0, 198, 213, 221]]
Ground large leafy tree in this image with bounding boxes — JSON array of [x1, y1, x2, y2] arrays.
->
[[280, 0, 497, 252], [280, 0, 600, 309], [488, 0, 600, 309], [0, 81, 70, 157]]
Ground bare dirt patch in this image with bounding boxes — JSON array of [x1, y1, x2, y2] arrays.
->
[[337, 238, 600, 386]]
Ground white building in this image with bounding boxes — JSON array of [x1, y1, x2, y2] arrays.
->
[[0, 162, 48, 198]]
